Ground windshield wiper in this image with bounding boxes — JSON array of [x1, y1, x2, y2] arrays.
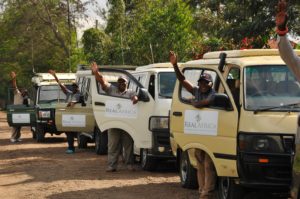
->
[[254, 102, 300, 114]]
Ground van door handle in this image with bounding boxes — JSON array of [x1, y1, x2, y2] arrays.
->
[[173, 112, 182, 116], [95, 102, 105, 106]]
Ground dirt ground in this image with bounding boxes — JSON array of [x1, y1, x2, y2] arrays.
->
[[0, 111, 199, 199], [0, 110, 293, 199]]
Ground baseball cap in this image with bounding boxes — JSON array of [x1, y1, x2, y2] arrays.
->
[[198, 73, 213, 83], [117, 76, 128, 82]]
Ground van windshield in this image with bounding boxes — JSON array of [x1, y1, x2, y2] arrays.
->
[[158, 72, 176, 98], [244, 65, 300, 111], [38, 85, 72, 104]]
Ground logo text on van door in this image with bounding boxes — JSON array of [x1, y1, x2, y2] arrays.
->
[[105, 100, 137, 118], [62, 114, 86, 127], [12, 113, 30, 123], [184, 110, 218, 136]]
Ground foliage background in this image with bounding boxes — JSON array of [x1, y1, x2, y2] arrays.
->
[[0, 0, 300, 107]]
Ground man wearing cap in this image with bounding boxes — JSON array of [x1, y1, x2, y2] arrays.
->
[[49, 69, 81, 154], [170, 51, 216, 199], [9, 71, 30, 143], [276, 0, 300, 82], [91, 62, 138, 172]]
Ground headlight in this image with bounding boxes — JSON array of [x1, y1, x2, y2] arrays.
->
[[149, 116, 169, 131], [238, 133, 286, 153], [38, 110, 51, 119]]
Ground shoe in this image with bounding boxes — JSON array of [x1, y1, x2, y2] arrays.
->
[[10, 138, 17, 143], [65, 149, 75, 154], [106, 167, 116, 172], [17, 138, 22, 142], [127, 165, 136, 171]]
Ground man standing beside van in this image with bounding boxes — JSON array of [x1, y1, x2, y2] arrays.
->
[[276, 1, 300, 198], [91, 62, 138, 172], [170, 51, 217, 199], [9, 71, 29, 143], [49, 69, 80, 154]]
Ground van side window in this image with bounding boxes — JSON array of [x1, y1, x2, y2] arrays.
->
[[226, 68, 240, 106], [181, 69, 203, 101], [81, 78, 91, 103], [148, 75, 155, 99], [97, 71, 140, 100], [180, 68, 231, 110]]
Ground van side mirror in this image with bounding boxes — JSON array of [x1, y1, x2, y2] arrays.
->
[[138, 88, 150, 102], [213, 93, 233, 110]]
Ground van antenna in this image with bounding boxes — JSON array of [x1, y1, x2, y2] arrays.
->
[[150, 43, 154, 64]]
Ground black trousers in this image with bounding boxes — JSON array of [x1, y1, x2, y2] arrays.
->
[[65, 132, 77, 151]]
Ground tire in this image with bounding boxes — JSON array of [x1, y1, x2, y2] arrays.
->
[[36, 124, 45, 143], [217, 177, 246, 199], [95, 128, 108, 155], [140, 148, 157, 171], [77, 133, 88, 149], [31, 127, 36, 139], [179, 151, 198, 189]]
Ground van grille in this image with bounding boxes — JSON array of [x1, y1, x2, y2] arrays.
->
[[282, 136, 295, 153]]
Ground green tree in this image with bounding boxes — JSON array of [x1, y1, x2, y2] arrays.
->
[[105, 0, 127, 65], [0, 0, 94, 105], [103, 0, 195, 65], [187, 0, 300, 48], [122, 0, 195, 65], [82, 28, 112, 64]]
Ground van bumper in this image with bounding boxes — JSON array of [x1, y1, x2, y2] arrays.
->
[[237, 151, 293, 189], [291, 133, 300, 198], [148, 129, 174, 159]]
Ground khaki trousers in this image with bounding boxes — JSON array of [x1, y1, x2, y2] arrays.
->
[[107, 129, 133, 169], [195, 149, 217, 199]]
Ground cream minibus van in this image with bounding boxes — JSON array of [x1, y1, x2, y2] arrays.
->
[[131, 63, 176, 170], [170, 49, 300, 198]]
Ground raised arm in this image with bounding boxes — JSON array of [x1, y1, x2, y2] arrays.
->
[[48, 69, 68, 94], [10, 71, 19, 92], [276, 0, 300, 82], [169, 51, 194, 94], [90, 62, 110, 91]]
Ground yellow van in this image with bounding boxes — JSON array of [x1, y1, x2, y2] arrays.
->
[[293, 126, 300, 199], [170, 49, 300, 198]]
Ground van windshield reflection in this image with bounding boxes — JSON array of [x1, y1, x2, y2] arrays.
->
[[38, 85, 71, 104], [245, 65, 300, 111], [158, 72, 176, 98]]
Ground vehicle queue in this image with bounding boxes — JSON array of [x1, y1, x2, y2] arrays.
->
[[6, 49, 300, 199]]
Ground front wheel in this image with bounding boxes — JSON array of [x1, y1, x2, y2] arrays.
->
[[36, 124, 45, 143], [77, 133, 88, 149], [179, 151, 198, 189], [140, 148, 157, 171], [31, 127, 36, 139], [95, 128, 108, 155], [217, 177, 246, 199]]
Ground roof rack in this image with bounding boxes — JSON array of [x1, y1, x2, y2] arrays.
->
[[77, 64, 137, 71], [135, 63, 175, 71], [203, 49, 300, 59], [32, 73, 75, 84]]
